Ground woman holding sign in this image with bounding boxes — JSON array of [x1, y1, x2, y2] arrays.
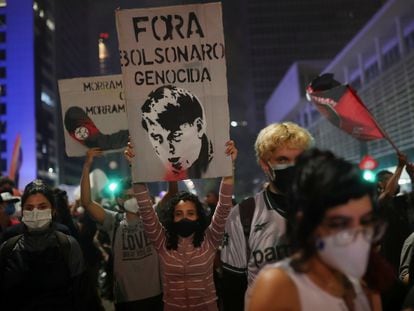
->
[[125, 140, 236, 311]]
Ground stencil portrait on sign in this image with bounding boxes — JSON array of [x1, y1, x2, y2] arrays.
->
[[58, 75, 130, 157], [116, 2, 232, 182], [141, 85, 213, 180]]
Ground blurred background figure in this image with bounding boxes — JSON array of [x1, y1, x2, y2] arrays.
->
[[0, 190, 20, 242], [204, 189, 219, 223]]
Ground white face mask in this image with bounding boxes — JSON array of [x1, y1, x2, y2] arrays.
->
[[123, 197, 138, 214], [22, 208, 52, 230], [76, 206, 85, 215], [317, 231, 371, 279]]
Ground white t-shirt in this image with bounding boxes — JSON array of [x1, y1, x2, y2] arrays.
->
[[249, 258, 371, 311], [101, 210, 162, 303], [221, 189, 289, 286]]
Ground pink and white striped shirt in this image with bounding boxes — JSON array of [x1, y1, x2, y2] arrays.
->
[[134, 182, 233, 311]]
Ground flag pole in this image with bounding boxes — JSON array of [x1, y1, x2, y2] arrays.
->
[[371, 117, 400, 153], [349, 87, 401, 153]]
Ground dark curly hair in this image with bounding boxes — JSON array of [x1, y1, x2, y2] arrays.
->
[[288, 148, 377, 268], [164, 191, 208, 250]]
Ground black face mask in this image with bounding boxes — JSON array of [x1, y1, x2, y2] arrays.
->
[[172, 218, 200, 237], [271, 165, 296, 194]]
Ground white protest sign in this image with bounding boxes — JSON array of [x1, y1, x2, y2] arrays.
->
[[58, 75, 129, 157], [116, 2, 231, 182]]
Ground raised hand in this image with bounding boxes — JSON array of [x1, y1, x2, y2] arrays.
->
[[225, 140, 238, 162], [397, 152, 408, 167], [85, 147, 103, 166], [124, 141, 135, 164]]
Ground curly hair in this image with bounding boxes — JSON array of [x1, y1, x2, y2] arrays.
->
[[254, 122, 314, 163], [164, 191, 208, 250]]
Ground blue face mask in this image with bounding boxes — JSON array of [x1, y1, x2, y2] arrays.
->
[[4, 202, 16, 216]]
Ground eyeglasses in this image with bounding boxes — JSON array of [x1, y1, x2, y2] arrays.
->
[[326, 221, 387, 246]]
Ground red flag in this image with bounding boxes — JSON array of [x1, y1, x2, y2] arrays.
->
[[306, 74, 384, 141], [9, 134, 23, 187]]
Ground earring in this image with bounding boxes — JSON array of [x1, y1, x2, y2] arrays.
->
[[315, 237, 325, 250]]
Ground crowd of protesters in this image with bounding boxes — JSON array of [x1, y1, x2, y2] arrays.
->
[[1, 122, 414, 311]]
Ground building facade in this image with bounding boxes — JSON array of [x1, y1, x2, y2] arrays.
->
[[2, 0, 93, 189], [266, 0, 414, 183]]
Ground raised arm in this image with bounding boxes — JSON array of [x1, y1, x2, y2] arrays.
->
[[379, 152, 407, 202], [221, 140, 237, 186], [133, 183, 166, 250], [207, 140, 237, 247], [125, 142, 166, 249], [80, 148, 106, 224]]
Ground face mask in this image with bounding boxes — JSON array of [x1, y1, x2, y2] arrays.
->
[[316, 231, 371, 279], [268, 163, 296, 194], [22, 208, 52, 231], [124, 197, 139, 214], [172, 218, 199, 237], [4, 202, 16, 216]]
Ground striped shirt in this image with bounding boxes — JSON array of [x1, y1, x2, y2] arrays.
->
[[134, 182, 233, 311]]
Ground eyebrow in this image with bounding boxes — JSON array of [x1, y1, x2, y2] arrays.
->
[[325, 211, 374, 222]]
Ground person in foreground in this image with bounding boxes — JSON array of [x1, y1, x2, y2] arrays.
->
[[248, 148, 384, 311], [0, 179, 84, 310], [126, 140, 237, 311]]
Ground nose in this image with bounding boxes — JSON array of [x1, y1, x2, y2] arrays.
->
[[169, 142, 175, 154]]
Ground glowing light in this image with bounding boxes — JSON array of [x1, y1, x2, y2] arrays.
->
[[108, 182, 118, 192], [46, 19, 55, 31], [98, 40, 109, 60], [362, 170, 376, 182]]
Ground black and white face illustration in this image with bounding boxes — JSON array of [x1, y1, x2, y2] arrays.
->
[[141, 85, 207, 175]]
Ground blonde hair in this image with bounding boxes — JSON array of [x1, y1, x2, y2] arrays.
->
[[254, 122, 314, 162]]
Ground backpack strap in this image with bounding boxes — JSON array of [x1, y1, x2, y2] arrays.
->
[[238, 197, 256, 264], [0, 234, 23, 271]]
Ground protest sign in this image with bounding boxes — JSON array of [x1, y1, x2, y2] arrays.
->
[[116, 2, 231, 182], [58, 75, 129, 157]]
